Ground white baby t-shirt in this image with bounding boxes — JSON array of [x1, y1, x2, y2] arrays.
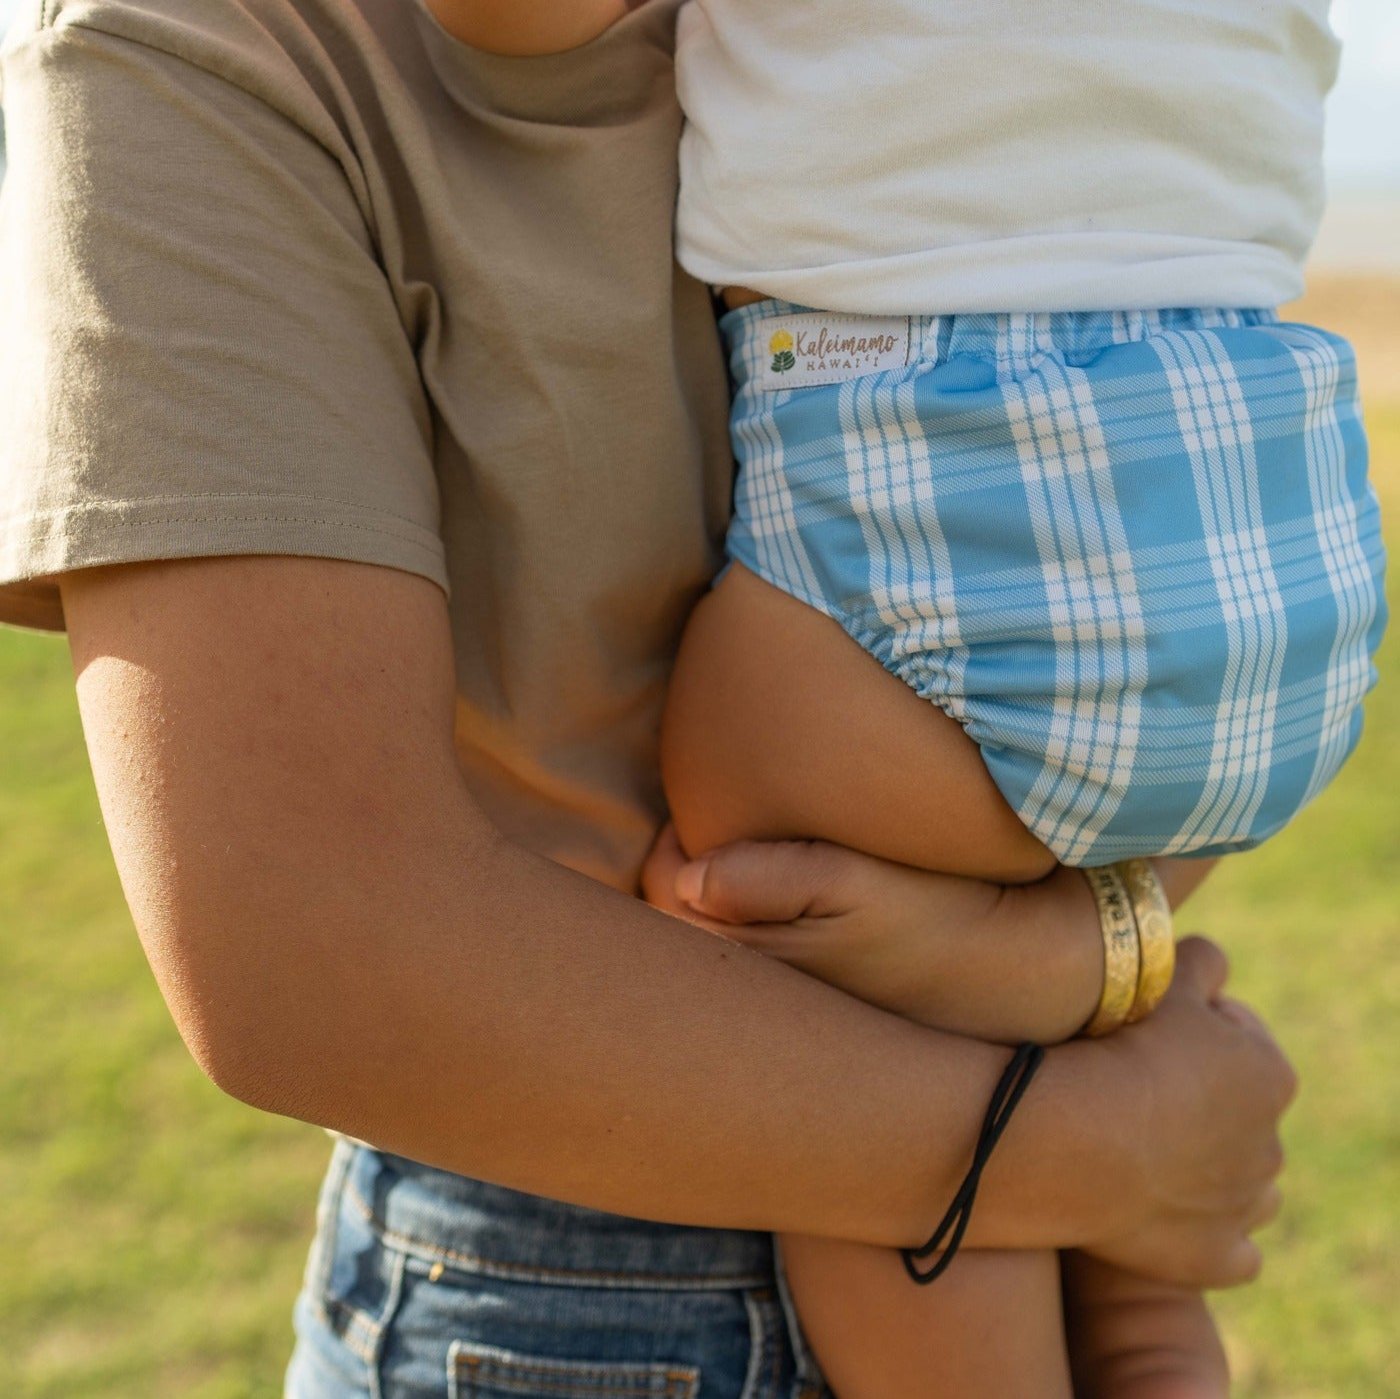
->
[[675, 0, 1340, 314]]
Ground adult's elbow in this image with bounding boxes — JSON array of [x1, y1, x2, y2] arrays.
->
[[139, 905, 330, 1120], [181, 1006, 281, 1112]]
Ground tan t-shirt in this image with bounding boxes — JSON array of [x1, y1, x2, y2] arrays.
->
[[0, 0, 732, 891]]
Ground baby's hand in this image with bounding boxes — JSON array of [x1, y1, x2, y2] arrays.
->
[[424, 0, 632, 56], [642, 825, 1105, 1045]]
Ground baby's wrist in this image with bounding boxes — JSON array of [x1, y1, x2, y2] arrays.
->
[[1003, 870, 1105, 1044]]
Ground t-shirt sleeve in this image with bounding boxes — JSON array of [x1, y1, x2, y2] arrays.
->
[[0, 13, 446, 632]]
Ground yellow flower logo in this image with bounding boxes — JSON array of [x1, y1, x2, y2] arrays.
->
[[769, 329, 796, 375]]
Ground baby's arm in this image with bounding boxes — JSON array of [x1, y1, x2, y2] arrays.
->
[[690, 841, 1217, 1046], [653, 824, 1218, 1047], [424, 0, 632, 56]]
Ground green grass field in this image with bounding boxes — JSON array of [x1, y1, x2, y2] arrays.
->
[[2, 281, 1397, 1397]]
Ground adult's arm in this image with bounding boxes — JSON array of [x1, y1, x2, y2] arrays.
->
[[61, 554, 1290, 1285]]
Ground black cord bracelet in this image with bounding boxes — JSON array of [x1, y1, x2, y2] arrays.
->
[[902, 1042, 1046, 1284]]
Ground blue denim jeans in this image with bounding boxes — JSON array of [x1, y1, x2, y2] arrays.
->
[[286, 1140, 832, 1399]]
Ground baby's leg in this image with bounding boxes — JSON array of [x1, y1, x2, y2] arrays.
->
[[660, 563, 1058, 885], [1064, 1255, 1229, 1399], [662, 563, 1230, 1398], [780, 1234, 1072, 1399]]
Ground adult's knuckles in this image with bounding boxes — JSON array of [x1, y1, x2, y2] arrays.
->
[[1176, 935, 1229, 994], [1233, 1244, 1265, 1285], [1250, 1184, 1284, 1232], [1196, 1237, 1259, 1289], [1161, 1239, 1220, 1290]]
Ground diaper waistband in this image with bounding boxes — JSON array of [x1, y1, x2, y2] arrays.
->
[[720, 301, 1278, 390]]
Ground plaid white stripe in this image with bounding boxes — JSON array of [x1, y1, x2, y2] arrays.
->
[[722, 304, 1387, 865]]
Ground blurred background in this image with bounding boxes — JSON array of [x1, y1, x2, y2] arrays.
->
[[1, 1, 1397, 1395]]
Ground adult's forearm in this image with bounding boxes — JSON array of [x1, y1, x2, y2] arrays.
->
[[66, 559, 1068, 1253], [190, 799, 1055, 1250]]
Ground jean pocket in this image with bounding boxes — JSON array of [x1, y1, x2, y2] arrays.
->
[[448, 1342, 700, 1399], [304, 1148, 408, 1372]]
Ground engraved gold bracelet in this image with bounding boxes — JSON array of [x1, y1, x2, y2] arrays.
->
[[1080, 864, 1141, 1038], [1118, 859, 1176, 1024]]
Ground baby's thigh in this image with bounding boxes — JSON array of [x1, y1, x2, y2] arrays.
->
[[660, 562, 1055, 883]]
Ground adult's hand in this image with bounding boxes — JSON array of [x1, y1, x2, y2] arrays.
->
[[644, 828, 1296, 1287], [1070, 936, 1292, 1285]]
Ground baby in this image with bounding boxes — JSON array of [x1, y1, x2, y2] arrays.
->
[[433, 0, 1387, 1393], [658, 1, 1387, 1395]]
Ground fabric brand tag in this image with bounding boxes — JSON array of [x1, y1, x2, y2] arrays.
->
[[753, 312, 913, 391]]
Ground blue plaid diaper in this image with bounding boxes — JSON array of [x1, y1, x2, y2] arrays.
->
[[722, 303, 1387, 865]]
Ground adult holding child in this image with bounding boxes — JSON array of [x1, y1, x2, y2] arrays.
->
[[0, 0, 1295, 1395]]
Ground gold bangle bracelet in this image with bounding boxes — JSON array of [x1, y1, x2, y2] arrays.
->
[[1080, 865, 1141, 1038], [1118, 859, 1176, 1024]]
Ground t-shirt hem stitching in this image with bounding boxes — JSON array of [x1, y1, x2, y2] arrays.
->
[[1, 498, 443, 552]]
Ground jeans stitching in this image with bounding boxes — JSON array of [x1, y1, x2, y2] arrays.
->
[[345, 1179, 772, 1291], [308, 1140, 358, 1334], [739, 1290, 767, 1399], [450, 1344, 701, 1399], [367, 1247, 407, 1399], [323, 1297, 377, 1366], [312, 1146, 408, 1374], [767, 1292, 783, 1399]]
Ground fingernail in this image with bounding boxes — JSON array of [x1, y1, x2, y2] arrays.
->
[[676, 858, 710, 910]]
